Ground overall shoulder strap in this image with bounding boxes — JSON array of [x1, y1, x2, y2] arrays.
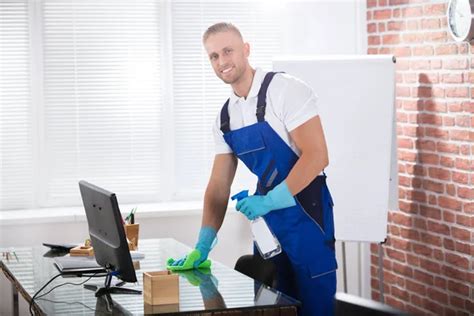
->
[[219, 98, 231, 134], [256, 72, 281, 122], [221, 71, 282, 133]]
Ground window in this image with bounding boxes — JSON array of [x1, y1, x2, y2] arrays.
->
[[0, 0, 282, 211], [0, 0, 34, 210], [41, 0, 162, 206]]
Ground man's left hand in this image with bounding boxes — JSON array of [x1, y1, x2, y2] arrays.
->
[[236, 181, 296, 220]]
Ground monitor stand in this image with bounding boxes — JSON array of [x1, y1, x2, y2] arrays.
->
[[84, 272, 142, 297], [96, 293, 132, 314]]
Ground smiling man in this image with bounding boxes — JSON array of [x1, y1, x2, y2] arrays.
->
[[204, 26, 254, 94], [168, 22, 338, 316]]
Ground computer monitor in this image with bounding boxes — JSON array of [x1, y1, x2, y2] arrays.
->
[[79, 180, 141, 297]]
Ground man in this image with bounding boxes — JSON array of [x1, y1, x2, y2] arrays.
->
[[168, 22, 337, 316]]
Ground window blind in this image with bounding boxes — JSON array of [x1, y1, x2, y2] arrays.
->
[[41, 0, 162, 206], [0, 0, 283, 211], [0, 0, 34, 210], [171, 0, 281, 199]]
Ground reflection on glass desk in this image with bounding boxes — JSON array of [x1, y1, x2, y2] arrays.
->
[[1, 238, 300, 315]]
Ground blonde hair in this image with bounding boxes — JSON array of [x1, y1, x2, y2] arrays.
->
[[202, 22, 243, 43]]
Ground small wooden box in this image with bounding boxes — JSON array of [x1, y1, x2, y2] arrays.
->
[[124, 223, 139, 250], [143, 303, 179, 314], [69, 245, 94, 257], [143, 271, 179, 305]]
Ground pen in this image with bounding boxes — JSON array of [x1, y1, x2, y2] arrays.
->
[[131, 207, 137, 224], [124, 209, 131, 223], [125, 207, 137, 224]]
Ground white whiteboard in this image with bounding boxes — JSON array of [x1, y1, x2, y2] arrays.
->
[[273, 55, 398, 242]]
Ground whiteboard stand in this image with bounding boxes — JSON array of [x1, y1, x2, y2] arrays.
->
[[341, 241, 347, 293], [340, 240, 386, 303], [378, 239, 387, 303]]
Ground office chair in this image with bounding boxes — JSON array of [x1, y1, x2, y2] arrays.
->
[[234, 254, 277, 288]]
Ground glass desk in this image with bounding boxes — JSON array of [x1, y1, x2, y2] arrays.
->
[[1, 238, 299, 315]]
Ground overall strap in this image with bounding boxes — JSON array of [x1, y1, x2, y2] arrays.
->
[[220, 71, 281, 133], [256, 72, 280, 122], [220, 98, 231, 134]]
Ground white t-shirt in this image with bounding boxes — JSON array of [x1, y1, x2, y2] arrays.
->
[[213, 68, 320, 156]]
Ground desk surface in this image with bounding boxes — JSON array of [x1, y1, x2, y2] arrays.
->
[[1, 238, 299, 315]]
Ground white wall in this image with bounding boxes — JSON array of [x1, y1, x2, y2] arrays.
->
[[280, 0, 367, 55]]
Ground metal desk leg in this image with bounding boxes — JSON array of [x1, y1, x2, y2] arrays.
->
[[12, 282, 19, 316]]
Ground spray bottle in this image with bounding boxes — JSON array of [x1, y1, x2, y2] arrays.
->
[[231, 190, 282, 259]]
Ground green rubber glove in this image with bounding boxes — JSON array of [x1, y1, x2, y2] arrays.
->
[[166, 249, 212, 271]]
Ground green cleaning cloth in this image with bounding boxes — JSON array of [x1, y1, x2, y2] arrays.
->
[[166, 249, 212, 271]]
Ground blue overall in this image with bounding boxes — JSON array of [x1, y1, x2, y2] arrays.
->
[[220, 72, 337, 315]]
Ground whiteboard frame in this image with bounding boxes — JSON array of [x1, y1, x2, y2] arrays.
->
[[273, 55, 398, 243]]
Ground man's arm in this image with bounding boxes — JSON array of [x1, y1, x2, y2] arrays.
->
[[166, 153, 237, 270], [234, 115, 328, 220], [286, 115, 329, 195], [201, 153, 238, 231], [234, 116, 329, 221]]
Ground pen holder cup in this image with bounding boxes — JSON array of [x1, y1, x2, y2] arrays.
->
[[143, 271, 179, 305], [124, 223, 139, 250]]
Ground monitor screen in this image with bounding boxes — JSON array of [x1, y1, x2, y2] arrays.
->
[[79, 180, 137, 284]]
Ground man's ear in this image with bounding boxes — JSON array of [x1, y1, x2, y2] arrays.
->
[[244, 42, 250, 57]]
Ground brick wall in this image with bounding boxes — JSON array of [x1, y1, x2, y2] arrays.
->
[[366, 0, 473, 315]]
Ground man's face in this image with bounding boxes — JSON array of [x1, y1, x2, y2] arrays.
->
[[204, 31, 250, 85]]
